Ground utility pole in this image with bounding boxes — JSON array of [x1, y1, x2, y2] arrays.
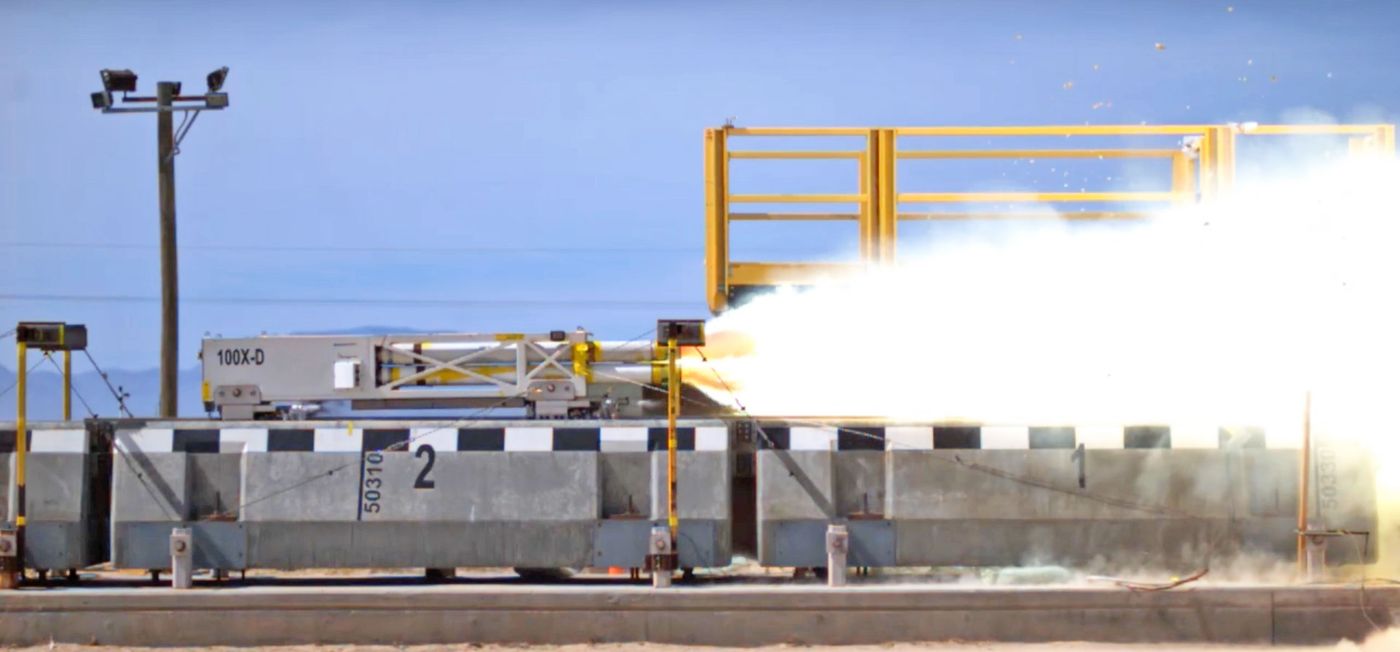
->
[[91, 67, 229, 417], [157, 81, 179, 417]]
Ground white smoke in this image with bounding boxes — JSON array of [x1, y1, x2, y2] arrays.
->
[[696, 155, 1400, 430], [689, 149, 1400, 574]]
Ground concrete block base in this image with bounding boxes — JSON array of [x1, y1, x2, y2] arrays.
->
[[0, 584, 1394, 646]]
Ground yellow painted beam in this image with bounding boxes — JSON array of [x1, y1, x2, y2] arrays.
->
[[729, 212, 859, 221], [898, 210, 1151, 220], [727, 124, 1393, 137], [15, 342, 27, 529], [709, 122, 1395, 315], [859, 134, 877, 261], [729, 193, 865, 203], [1242, 124, 1389, 135], [728, 150, 862, 159], [895, 125, 1212, 137], [62, 350, 71, 420], [898, 149, 1178, 159], [1171, 151, 1195, 205], [899, 191, 1176, 203], [729, 262, 864, 286], [725, 127, 870, 136], [1379, 125, 1396, 153], [875, 129, 897, 263], [705, 128, 729, 313], [1213, 126, 1236, 197], [665, 337, 679, 541], [1199, 128, 1218, 202]]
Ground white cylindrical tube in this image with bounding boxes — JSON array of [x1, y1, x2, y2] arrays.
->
[[383, 362, 656, 388], [384, 340, 656, 365]]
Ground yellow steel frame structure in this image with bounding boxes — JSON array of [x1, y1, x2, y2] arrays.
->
[[704, 123, 1396, 313]]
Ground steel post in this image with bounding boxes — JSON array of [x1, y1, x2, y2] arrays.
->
[[170, 527, 192, 589], [1297, 391, 1312, 575], [1304, 529, 1327, 582], [875, 128, 897, 263], [1171, 152, 1195, 205], [649, 526, 672, 589], [5, 342, 28, 588], [704, 128, 729, 313], [826, 523, 848, 587], [62, 350, 71, 420], [666, 338, 679, 540]]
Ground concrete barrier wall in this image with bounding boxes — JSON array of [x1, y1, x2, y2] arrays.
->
[[109, 419, 731, 571], [756, 423, 1377, 568], [0, 422, 103, 571]]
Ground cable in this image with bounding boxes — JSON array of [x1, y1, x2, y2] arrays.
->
[[115, 396, 521, 522], [0, 356, 48, 399], [599, 353, 1210, 520], [168, 109, 200, 160], [81, 350, 134, 418], [1344, 532, 1384, 632], [0, 242, 702, 255], [600, 345, 1244, 586], [0, 293, 700, 311], [611, 325, 666, 355], [222, 396, 518, 516], [687, 346, 780, 450], [0, 328, 14, 341], [42, 353, 96, 418], [1088, 567, 1210, 592], [186, 327, 671, 519], [68, 384, 97, 419]]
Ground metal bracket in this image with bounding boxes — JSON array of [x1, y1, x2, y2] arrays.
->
[[165, 110, 202, 163]]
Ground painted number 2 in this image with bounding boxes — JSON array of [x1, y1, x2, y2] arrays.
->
[[414, 444, 436, 489]]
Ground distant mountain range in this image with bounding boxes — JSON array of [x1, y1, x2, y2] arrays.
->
[[0, 364, 205, 420]]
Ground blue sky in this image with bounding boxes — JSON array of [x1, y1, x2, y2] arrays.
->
[[3, 0, 1399, 377]]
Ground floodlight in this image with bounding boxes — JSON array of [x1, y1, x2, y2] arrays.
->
[[170, 81, 182, 96], [100, 68, 138, 93], [205, 92, 229, 109], [90, 90, 113, 109], [207, 66, 229, 93]]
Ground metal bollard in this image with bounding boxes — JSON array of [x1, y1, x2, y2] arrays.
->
[[649, 526, 673, 589], [0, 528, 18, 589], [170, 528, 193, 589], [826, 523, 848, 587]]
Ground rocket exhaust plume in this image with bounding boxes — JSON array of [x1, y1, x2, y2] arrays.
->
[[684, 149, 1400, 572], [690, 154, 1400, 423]]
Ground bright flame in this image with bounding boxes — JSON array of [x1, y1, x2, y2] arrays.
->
[[687, 153, 1400, 570]]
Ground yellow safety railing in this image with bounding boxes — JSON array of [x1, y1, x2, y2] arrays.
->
[[704, 123, 1396, 312]]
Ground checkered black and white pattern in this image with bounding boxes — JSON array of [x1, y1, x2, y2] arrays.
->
[[112, 425, 730, 453], [753, 424, 1272, 451], [0, 428, 88, 453]]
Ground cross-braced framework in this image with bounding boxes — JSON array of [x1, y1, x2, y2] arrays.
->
[[704, 123, 1397, 312]]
